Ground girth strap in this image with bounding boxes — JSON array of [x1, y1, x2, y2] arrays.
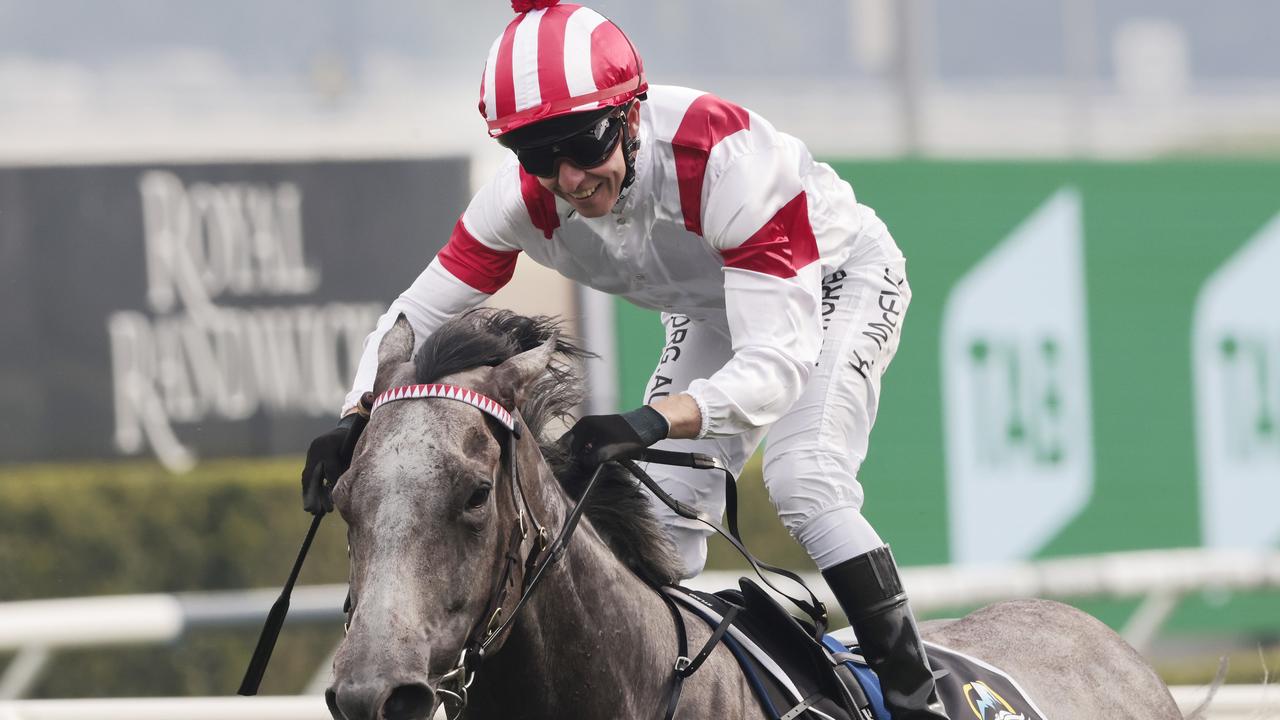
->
[[657, 591, 739, 720], [780, 693, 824, 720], [679, 605, 740, 679], [658, 590, 689, 720]]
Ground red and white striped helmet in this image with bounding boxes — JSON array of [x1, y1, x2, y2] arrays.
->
[[479, 0, 647, 138]]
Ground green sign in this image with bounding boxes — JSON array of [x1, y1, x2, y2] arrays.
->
[[612, 161, 1280, 570]]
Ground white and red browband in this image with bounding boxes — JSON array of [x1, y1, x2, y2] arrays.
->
[[371, 383, 516, 433]]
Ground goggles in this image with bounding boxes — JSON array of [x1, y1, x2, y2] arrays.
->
[[502, 111, 625, 179]]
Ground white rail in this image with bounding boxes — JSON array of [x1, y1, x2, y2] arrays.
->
[[2, 549, 1278, 700], [696, 548, 1280, 652], [0, 585, 346, 651], [1170, 684, 1279, 719], [5, 550, 1276, 651], [0, 585, 347, 699], [699, 548, 1280, 613], [0, 687, 1272, 719], [0, 696, 327, 720]]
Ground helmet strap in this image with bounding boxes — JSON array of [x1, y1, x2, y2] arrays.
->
[[619, 103, 642, 196]]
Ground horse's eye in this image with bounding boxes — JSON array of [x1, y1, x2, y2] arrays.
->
[[466, 484, 493, 509]]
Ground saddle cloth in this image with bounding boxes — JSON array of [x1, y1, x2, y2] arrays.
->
[[666, 580, 1049, 720]]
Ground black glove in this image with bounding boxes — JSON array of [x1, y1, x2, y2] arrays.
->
[[562, 406, 670, 467], [301, 412, 367, 515]]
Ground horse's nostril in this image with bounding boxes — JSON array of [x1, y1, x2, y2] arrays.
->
[[325, 687, 344, 720], [383, 683, 435, 720]]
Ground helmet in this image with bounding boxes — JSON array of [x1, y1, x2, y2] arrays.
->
[[479, 0, 647, 139]]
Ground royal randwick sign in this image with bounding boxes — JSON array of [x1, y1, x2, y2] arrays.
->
[[108, 171, 380, 471], [0, 159, 469, 471]]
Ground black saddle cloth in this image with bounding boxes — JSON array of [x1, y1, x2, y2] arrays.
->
[[671, 578, 871, 720], [672, 578, 1049, 720]]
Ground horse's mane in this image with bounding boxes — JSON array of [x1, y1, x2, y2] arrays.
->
[[414, 308, 684, 587]]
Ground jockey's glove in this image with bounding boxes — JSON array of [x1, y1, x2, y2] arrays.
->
[[301, 411, 368, 515], [563, 406, 670, 467]]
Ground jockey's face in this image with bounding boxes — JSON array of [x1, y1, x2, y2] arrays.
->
[[537, 101, 641, 218]]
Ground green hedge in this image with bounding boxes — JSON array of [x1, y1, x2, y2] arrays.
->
[[0, 458, 353, 600], [0, 458, 350, 697], [0, 454, 804, 698], [0, 455, 797, 602]]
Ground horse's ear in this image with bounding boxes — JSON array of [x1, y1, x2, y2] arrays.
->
[[373, 314, 415, 396], [490, 334, 558, 408]]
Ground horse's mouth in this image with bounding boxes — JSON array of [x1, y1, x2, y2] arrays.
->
[[423, 677, 456, 718]]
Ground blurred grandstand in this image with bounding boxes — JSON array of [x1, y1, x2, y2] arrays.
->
[[3, 0, 1280, 165]]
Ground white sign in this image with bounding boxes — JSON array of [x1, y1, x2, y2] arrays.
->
[[1193, 211, 1280, 549], [942, 188, 1095, 564]]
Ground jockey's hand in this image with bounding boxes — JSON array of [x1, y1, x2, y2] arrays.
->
[[562, 406, 670, 466], [301, 413, 367, 515]]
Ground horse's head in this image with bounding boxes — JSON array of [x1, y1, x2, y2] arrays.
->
[[325, 310, 574, 720]]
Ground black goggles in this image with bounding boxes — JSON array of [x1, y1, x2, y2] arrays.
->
[[503, 112, 625, 179]]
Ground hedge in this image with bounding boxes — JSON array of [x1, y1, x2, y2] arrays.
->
[[0, 458, 349, 696], [0, 453, 806, 697]]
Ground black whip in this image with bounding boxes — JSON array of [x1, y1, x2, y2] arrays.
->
[[237, 512, 324, 696]]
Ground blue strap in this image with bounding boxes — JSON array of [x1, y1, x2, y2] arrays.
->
[[820, 636, 890, 720]]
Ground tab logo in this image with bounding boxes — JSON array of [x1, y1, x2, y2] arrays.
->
[[962, 336, 1068, 469], [942, 189, 1095, 564], [1194, 211, 1280, 548]]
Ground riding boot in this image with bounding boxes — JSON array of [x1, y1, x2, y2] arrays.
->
[[823, 545, 949, 720]]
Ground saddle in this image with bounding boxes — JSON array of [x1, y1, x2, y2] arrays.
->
[[667, 579, 873, 720], [667, 579, 1049, 720]]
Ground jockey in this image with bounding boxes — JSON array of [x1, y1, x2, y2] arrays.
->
[[303, 1, 947, 717]]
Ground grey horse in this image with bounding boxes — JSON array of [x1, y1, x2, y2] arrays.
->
[[325, 309, 1187, 720]]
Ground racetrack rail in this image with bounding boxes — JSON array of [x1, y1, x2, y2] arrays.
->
[[0, 687, 1273, 719]]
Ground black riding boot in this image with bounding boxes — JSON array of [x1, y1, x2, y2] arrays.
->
[[823, 545, 949, 720]]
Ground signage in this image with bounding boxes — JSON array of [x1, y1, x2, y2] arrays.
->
[[0, 158, 469, 470]]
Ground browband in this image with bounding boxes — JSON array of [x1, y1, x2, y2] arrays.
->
[[371, 383, 516, 433]]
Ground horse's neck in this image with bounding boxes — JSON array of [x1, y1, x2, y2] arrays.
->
[[469, 521, 678, 719]]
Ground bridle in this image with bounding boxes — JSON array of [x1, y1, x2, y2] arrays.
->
[[361, 383, 554, 717], [360, 382, 708, 720]]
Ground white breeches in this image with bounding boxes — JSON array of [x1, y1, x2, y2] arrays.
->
[[639, 245, 911, 577]]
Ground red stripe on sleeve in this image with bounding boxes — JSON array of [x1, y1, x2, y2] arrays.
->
[[437, 217, 519, 294], [537, 9, 571, 106], [493, 18, 521, 121], [719, 192, 818, 279], [671, 94, 751, 236], [520, 168, 561, 239]]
